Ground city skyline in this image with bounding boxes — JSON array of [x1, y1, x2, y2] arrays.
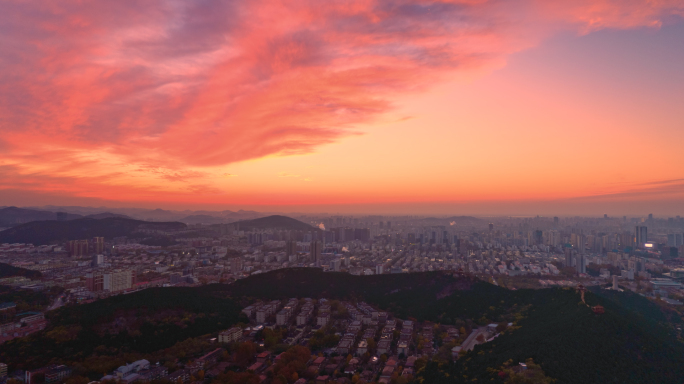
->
[[0, 1, 683, 214]]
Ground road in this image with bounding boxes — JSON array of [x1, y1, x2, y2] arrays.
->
[[48, 295, 65, 311], [461, 326, 488, 352]]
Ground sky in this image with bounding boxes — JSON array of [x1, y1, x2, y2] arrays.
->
[[0, 0, 683, 216]]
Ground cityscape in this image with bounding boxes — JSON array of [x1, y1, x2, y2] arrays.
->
[[1, 0, 684, 383], [2, 209, 684, 383]]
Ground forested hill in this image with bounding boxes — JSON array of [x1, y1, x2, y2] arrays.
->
[[0, 217, 186, 245], [231, 215, 317, 231], [0, 262, 42, 279], [0, 287, 242, 371], [1, 268, 682, 383], [202, 268, 684, 384]]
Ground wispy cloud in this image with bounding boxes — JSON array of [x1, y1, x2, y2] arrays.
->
[[0, 0, 681, 202], [569, 178, 684, 201], [278, 172, 300, 178]]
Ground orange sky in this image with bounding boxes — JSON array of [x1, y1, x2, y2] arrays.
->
[[0, 0, 683, 215]]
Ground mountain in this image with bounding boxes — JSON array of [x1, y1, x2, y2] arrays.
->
[[0, 217, 186, 245], [231, 215, 318, 231], [83, 212, 132, 220], [28, 206, 268, 222], [0, 207, 82, 227], [178, 214, 233, 225]]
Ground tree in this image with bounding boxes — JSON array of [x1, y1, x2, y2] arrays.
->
[[235, 341, 257, 367], [65, 376, 89, 384]]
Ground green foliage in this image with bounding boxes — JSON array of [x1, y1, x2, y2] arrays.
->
[[0, 287, 241, 371], [3, 267, 683, 384], [207, 268, 684, 384], [0, 262, 43, 279], [419, 288, 684, 384], [500, 359, 554, 384], [308, 328, 340, 350], [586, 263, 621, 277], [0, 285, 58, 312], [270, 345, 311, 384]]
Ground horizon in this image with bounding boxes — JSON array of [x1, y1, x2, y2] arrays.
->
[[1, 203, 678, 220]]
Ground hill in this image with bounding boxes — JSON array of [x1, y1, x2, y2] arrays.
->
[[421, 287, 684, 384], [0, 207, 82, 227], [83, 212, 132, 220], [179, 214, 231, 224], [0, 217, 186, 245], [203, 269, 684, 384], [232, 215, 317, 231], [1, 269, 682, 383], [0, 262, 42, 279], [0, 287, 242, 372]]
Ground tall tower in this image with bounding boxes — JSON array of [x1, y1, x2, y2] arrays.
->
[[310, 240, 321, 265], [564, 248, 573, 267], [575, 254, 586, 274], [286, 240, 297, 256], [635, 226, 648, 248]]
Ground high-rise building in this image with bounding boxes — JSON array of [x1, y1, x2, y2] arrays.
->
[[553, 217, 559, 226], [103, 269, 134, 292], [0, 363, 8, 378], [344, 228, 354, 242], [571, 233, 585, 251], [310, 241, 322, 265], [91, 254, 104, 267], [86, 272, 104, 292], [575, 254, 586, 274], [67, 240, 89, 257], [331, 258, 341, 272], [354, 228, 370, 242], [488, 223, 494, 231], [93, 237, 105, 254], [635, 226, 648, 248], [286, 240, 297, 256], [375, 264, 384, 275], [667, 234, 683, 247], [230, 257, 243, 274], [564, 248, 574, 267]]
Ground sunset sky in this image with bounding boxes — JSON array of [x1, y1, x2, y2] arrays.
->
[[0, 0, 683, 215]]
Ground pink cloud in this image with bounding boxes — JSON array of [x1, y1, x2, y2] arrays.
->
[[0, 0, 682, 201]]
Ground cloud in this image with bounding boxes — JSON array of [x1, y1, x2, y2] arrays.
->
[[278, 172, 300, 178], [569, 178, 684, 201], [0, 0, 682, 201]]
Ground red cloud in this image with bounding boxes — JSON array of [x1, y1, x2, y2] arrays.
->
[[0, 0, 681, 200]]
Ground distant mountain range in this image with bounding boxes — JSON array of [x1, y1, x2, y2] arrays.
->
[[0, 217, 186, 245], [0, 207, 81, 227], [26, 205, 267, 223], [0, 214, 316, 245]]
